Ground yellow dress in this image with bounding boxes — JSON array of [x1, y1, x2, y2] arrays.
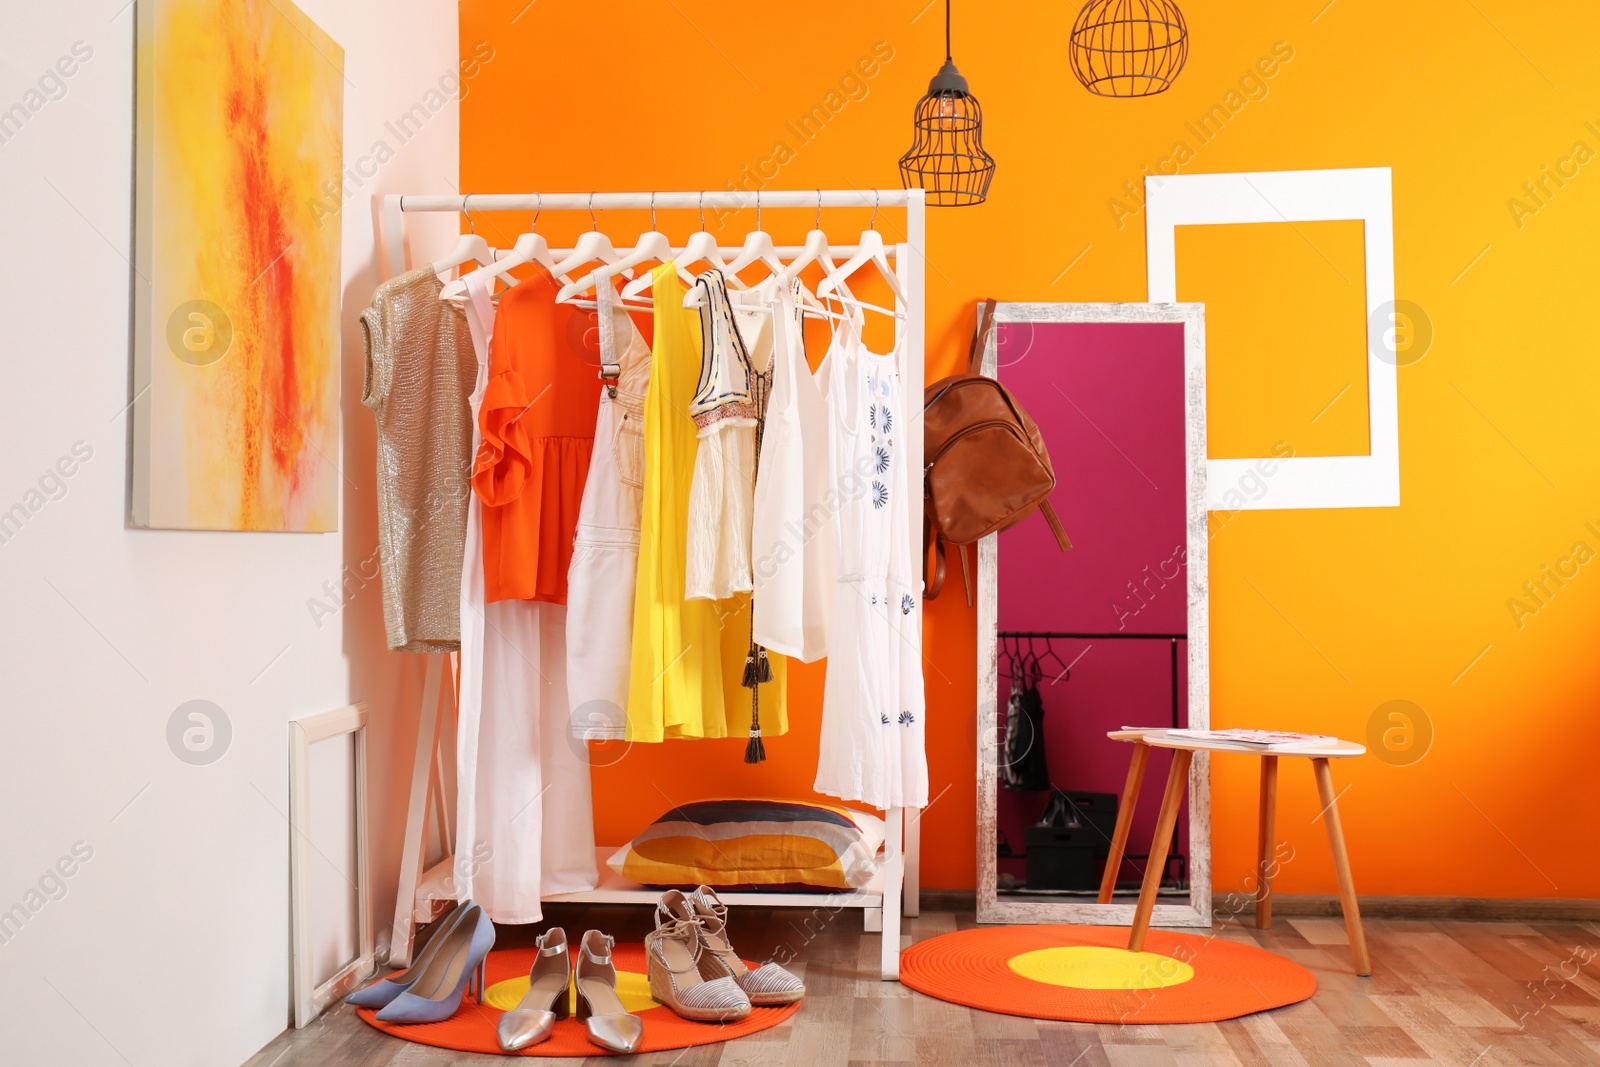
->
[[626, 263, 787, 742]]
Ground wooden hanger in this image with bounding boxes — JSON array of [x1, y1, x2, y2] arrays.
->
[[430, 195, 496, 276], [548, 193, 626, 282], [441, 196, 564, 301], [558, 193, 670, 304], [816, 190, 907, 307], [624, 193, 727, 300]]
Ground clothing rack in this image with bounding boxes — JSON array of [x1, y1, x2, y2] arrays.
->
[[998, 631, 1186, 728], [375, 189, 925, 982]]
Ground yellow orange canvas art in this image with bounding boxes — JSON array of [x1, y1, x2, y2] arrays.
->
[[133, 0, 343, 531]]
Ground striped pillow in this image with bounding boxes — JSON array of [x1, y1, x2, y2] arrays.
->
[[606, 798, 885, 892]]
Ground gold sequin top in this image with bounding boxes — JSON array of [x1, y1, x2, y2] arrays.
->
[[360, 267, 477, 652]]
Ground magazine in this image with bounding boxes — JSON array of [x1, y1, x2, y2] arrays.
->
[[1134, 728, 1341, 750]]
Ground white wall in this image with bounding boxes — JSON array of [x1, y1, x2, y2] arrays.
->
[[0, 3, 461, 1064]]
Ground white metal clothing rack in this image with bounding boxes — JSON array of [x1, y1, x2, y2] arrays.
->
[[375, 190, 925, 981]]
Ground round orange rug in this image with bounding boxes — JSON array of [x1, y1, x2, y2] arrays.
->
[[900, 925, 1314, 1024], [355, 943, 800, 1056]]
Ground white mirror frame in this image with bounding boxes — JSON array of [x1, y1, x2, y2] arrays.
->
[[975, 302, 1211, 927], [290, 702, 374, 1027]]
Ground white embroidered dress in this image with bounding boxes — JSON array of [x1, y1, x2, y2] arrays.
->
[[814, 315, 928, 810]]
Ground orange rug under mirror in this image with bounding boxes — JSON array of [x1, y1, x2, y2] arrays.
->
[[899, 925, 1315, 1023], [354, 943, 801, 1056]]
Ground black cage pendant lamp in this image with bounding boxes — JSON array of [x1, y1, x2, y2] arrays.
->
[[899, 0, 995, 207]]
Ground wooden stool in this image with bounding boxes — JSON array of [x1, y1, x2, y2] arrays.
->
[[1099, 729, 1371, 976]]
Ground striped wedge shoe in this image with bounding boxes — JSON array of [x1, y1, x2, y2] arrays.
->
[[685, 886, 806, 1005], [646, 892, 751, 1022]]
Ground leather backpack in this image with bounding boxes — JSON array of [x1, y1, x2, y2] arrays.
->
[[923, 299, 1070, 605]]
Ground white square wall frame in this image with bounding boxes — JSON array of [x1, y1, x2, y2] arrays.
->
[[1145, 167, 1398, 510]]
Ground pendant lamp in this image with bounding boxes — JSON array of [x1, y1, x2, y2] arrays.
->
[[1069, 0, 1189, 97], [898, 0, 995, 207]]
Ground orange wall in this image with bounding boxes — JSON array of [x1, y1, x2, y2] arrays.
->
[[461, 1, 1600, 898]]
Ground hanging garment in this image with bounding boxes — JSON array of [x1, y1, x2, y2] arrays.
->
[[1002, 670, 1052, 792], [626, 263, 787, 743], [751, 282, 833, 662], [455, 273, 597, 922], [359, 265, 477, 652], [566, 280, 652, 741], [473, 265, 600, 605], [684, 270, 766, 601], [814, 316, 929, 810]]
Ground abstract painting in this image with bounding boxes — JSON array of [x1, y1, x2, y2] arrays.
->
[[133, 0, 343, 530]]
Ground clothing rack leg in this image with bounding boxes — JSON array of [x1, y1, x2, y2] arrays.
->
[[880, 806, 904, 980], [903, 808, 921, 918], [388, 654, 444, 966]]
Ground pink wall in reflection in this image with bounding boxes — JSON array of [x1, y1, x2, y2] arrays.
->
[[995, 320, 1191, 891]]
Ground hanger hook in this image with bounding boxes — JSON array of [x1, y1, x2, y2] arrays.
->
[[755, 190, 761, 232], [464, 194, 476, 235], [699, 191, 706, 232], [815, 190, 822, 231], [531, 192, 542, 230], [588, 192, 598, 232], [650, 191, 657, 231], [870, 189, 880, 232]]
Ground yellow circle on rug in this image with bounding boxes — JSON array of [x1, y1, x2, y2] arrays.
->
[[1008, 946, 1194, 990], [900, 924, 1316, 1024], [485, 970, 658, 1015], [357, 944, 801, 1057]]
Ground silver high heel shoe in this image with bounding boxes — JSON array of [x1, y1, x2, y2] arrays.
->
[[496, 927, 571, 1051], [575, 930, 644, 1053]]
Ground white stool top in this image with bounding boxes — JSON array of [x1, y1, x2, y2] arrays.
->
[[1109, 728, 1365, 758]]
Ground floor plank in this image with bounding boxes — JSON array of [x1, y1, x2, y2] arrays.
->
[[243, 906, 1600, 1066]]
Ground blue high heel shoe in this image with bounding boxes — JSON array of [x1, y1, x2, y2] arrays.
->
[[346, 900, 471, 1009], [375, 903, 496, 1024]]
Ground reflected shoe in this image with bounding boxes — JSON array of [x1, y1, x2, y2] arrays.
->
[[346, 900, 467, 1009], [575, 931, 644, 1053], [647, 893, 751, 1022], [687, 886, 805, 1005], [375, 902, 495, 1024], [496, 927, 571, 1051]]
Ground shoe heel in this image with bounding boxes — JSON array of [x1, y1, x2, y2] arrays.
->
[[554, 980, 573, 1020]]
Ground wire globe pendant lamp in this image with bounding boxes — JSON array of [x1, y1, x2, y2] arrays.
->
[[899, 0, 995, 207], [1069, 0, 1189, 98]]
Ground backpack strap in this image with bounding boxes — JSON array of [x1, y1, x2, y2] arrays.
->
[[924, 514, 948, 600], [1039, 500, 1072, 551], [957, 542, 974, 608], [967, 298, 997, 375]]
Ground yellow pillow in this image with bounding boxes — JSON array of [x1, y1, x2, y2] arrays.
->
[[607, 798, 885, 892]]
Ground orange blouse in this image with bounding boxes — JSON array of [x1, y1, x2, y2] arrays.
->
[[473, 265, 601, 604]]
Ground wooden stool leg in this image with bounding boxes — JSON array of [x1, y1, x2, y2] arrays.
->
[[1312, 758, 1371, 976], [1256, 755, 1278, 929], [1128, 749, 1192, 953], [1098, 742, 1149, 904]]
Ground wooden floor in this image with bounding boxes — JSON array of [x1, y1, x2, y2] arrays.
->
[[246, 902, 1600, 1066]]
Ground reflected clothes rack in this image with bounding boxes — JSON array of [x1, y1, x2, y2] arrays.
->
[[997, 631, 1186, 728], [375, 189, 925, 983], [994, 630, 1190, 891]]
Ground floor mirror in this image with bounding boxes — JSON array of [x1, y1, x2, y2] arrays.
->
[[975, 302, 1210, 927]]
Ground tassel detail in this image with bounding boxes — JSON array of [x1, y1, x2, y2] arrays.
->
[[741, 646, 773, 688], [744, 726, 766, 764]]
